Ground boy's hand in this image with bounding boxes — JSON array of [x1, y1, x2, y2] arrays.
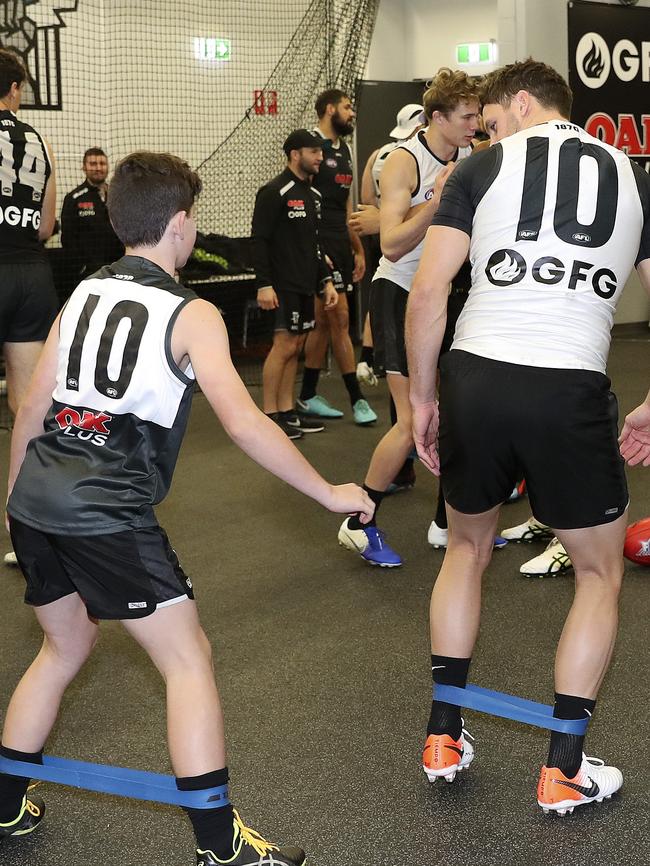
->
[[326, 483, 375, 523]]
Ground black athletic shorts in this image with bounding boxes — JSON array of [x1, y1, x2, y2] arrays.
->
[[321, 234, 354, 293], [370, 277, 408, 376], [0, 260, 58, 345], [438, 350, 628, 530], [9, 518, 195, 620], [274, 290, 315, 333]]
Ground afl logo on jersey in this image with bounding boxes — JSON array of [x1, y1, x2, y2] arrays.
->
[[486, 250, 526, 286], [326, 158, 337, 168], [424, 188, 434, 200]]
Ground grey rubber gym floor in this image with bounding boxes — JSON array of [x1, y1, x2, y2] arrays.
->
[[0, 328, 649, 866]]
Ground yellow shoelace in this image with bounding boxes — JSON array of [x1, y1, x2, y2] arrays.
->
[[233, 809, 279, 858], [26, 799, 41, 818]]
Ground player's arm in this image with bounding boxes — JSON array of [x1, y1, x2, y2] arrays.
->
[[38, 140, 56, 241], [406, 226, 469, 474], [251, 185, 281, 310], [7, 315, 60, 497], [360, 150, 379, 207], [173, 299, 373, 519], [346, 195, 365, 280], [379, 149, 452, 262], [619, 257, 650, 466]]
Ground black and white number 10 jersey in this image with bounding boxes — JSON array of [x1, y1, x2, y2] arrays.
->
[[8, 256, 198, 535], [432, 120, 650, 373]]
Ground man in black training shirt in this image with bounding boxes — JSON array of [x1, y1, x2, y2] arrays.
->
[[297, 89, 377, 425], [253, 129, 337, 439], [61, 147, 124, 280]]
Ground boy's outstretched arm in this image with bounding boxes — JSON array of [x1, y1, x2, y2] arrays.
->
[[173, 299, 375, 522]]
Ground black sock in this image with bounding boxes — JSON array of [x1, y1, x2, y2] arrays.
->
[[343, 372, 363, 406], [427, 655, 471, 741], [0, 745, 43, 823], [347, 484, 384, 530], [299, 367, 320, 401], [361, 346, 374, 366], [547, 693, 596, 778], [434, 485, 448, 529], [178, 768, 234, 858]]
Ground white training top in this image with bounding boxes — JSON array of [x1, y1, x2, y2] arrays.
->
[[432, 121, 650, 373], [374, 130, 472, 292]]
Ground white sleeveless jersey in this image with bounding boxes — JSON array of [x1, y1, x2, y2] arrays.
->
[[370, 141, 398, 201], [374, 131, 472, 291], [432, 121, 650, 372], [8, 256, 198, 535]]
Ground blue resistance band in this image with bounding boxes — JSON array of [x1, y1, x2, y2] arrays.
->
[[0, 755, 229, 809], [434, 684, 590, 735]]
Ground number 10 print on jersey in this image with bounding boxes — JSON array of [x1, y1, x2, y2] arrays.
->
[[433, 121, 650, 373]]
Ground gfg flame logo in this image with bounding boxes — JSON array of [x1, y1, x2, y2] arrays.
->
[[576, 33, 611, 89], [486, 250, 526, 286], [576, 32, 650, 90]]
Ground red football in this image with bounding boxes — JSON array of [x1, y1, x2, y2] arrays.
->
[[623, 519, 650, 565]]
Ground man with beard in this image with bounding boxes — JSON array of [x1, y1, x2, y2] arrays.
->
[[407, 59, 650, 813], [297, 89, 377, 425], [253, 129, 338, 438], [61, 147, 124, 281]]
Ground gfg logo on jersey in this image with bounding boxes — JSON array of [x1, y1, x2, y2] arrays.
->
[[576, 31, 650, 89], [486, 249, 618, 299], [55, 407, 113, 447]]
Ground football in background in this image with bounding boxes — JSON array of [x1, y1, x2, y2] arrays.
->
[[623, 519, 650, 565]]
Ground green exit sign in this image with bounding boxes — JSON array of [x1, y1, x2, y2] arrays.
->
[[456, 42, 497, 65], [194, 37, 231, 61]]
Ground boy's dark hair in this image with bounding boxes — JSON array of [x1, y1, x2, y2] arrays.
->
[[479, 59, 573, 118], [0, 49, 26, 99], [108, 152, 202, 247], [83, 147, 107, 162], [315, 88, 348, 118], [423, 68, 479, 120]]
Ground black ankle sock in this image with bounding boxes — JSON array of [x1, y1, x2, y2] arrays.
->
[[547, 693, 596, 778], [299, 367, 320, 402], [0, 745, 43, 823], [343, 372, 363, 406], [434, 485, 448, 529], [347, 484, 384, 530], [178, 768, 234, 857], [361, 346, 374, 366], [427, 655, 471, 741]]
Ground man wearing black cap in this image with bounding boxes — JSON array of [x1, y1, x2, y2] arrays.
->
[[252, 129, 338, 438]]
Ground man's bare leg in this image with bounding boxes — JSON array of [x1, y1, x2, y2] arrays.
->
[[3, 341, 44, 417], [364, 373, 413, 492], [262, 331, 300, 415], [553, 514, 626, 698]]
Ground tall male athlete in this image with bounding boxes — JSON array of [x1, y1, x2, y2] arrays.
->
[[0, 151, 373, 864], [297, 88, 377, 425], [0, 49, 57, 567], [253, 129, 337, 439], [338, 69, 479, 567], [406, 60, 650, 812]]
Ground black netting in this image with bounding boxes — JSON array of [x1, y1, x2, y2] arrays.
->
[[6, 0, 378, 384]]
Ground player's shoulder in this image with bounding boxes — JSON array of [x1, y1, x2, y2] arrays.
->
[[450, 143, 503, 192]]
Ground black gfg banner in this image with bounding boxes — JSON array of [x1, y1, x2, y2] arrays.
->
[[568, 0, 650, 172]]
